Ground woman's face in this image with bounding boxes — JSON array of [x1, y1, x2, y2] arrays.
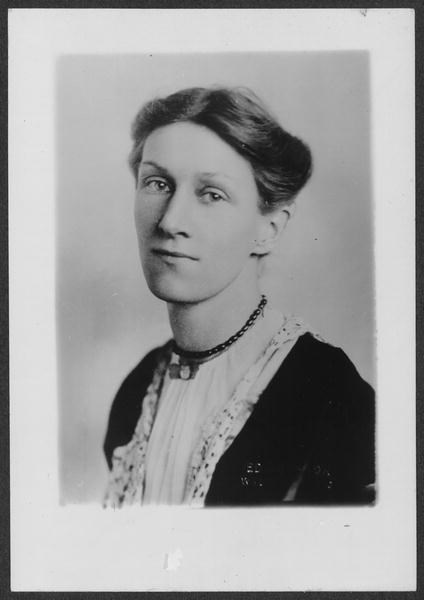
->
[[134, 121, 272, 304]]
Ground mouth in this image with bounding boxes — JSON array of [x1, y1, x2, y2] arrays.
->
[[151, 248, 198, 261]]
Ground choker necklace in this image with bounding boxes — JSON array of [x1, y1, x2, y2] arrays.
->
[[169, 295, 267, 380]]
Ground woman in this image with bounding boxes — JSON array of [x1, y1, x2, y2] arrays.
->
[[103, 86, 375, 507]]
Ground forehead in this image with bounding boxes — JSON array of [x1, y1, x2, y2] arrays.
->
[[141, 122, 255, 183]]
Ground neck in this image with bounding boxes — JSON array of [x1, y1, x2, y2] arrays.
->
[[167, 267, 262, 352]]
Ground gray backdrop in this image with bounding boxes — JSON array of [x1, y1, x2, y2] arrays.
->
[[56, 52, 373, 503]]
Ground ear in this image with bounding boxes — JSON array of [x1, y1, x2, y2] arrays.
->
[[251, 205, 295, 256]]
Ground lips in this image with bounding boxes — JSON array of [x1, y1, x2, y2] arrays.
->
[[151, 248, 198, 261]]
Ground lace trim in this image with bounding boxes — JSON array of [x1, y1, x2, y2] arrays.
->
[[103, 349, 169, 508]]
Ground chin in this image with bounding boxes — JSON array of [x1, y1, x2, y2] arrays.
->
[[145, 273, 228, 306], [145, 277, 199, 304]]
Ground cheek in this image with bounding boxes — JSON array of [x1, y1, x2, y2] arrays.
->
[[134, 198, 156, 240], [211, 215, 258, 257]]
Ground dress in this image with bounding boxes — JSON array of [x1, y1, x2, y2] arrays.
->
[[103, 315, 375, 507]]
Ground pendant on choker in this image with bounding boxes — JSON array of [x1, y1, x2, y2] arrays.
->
[[169, 360, 200, 380]]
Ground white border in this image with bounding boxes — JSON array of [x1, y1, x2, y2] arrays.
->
[[9, 9, 415, 591]]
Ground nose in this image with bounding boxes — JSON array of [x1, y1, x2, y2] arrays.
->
[[157, 185, 191, 237]]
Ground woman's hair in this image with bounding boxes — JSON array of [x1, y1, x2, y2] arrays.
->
[[129, 86, 312, 213]]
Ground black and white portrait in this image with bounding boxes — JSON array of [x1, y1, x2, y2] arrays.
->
[[58, 52, 376, 507], [10, 9, 415, 591]]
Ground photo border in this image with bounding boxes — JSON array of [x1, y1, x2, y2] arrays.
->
[[7, 4, 420, 595]]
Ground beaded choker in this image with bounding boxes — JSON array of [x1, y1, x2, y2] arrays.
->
[[169, 295, 267, 380]]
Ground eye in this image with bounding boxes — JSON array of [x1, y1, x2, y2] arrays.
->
[[141, 177, 172, 194], [201, 189, 227, 203]]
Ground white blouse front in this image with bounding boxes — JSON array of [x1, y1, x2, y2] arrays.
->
[[143, 353, 230, 504], [104, 309, 314, 507]]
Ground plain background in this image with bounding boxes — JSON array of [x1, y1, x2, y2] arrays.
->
[[57, 52, 374, 504]]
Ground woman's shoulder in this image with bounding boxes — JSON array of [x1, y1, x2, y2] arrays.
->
[[291, 333, 375, 502], [260, 330, 375, 450], [251, 332, 375, 503], [265, 314, 373, 394], [282, 331, 374, 393]]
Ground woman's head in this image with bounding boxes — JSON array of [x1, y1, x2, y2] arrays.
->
[[129, 86, 312, 214], [131, 86, 312, 305]]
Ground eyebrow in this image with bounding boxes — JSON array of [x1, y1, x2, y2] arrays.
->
[[140, 161, 235, 183], [139, 160, 172, 177], [198, 171, 233, 182]]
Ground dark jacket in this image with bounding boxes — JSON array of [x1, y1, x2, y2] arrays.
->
[[104, 333, 375, 506]]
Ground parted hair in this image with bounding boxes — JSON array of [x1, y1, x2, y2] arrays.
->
[[129, 86, 312, 213]]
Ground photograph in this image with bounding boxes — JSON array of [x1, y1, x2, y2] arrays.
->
[[9, 9, 415, 592], [56, 52, 375, 508]]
